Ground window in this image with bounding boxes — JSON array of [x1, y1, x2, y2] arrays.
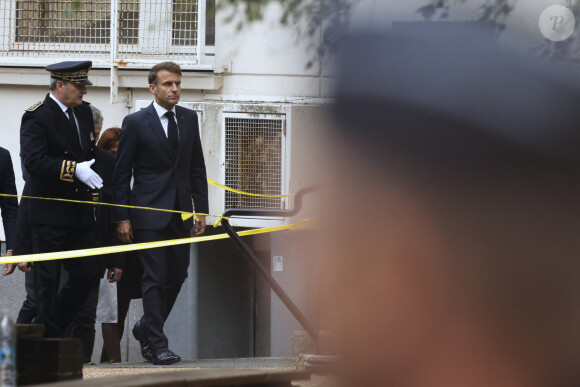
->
[[0, 0, 214, 68]]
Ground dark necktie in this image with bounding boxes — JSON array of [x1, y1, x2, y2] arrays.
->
[[66, 107, 82, 149], [165, 111, 179, 153]]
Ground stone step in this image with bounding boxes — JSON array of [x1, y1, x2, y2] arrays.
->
[[300, 354, 337, 374], [29, 368, 310, 387]]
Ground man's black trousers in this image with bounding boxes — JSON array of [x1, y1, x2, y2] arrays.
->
[[134, 214, 190, 351], [31, 223, 100, 338]]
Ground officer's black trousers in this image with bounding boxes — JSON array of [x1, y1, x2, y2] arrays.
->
[[31, 224, 100, 338], [16, 271, 36, 324]]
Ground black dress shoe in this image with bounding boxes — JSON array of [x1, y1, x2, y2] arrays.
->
[[132, 320, 153, 362], [152, 348, 181, 365]]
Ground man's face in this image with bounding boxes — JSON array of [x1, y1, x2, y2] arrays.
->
[[149, 69, 181, 110], [59, 81, 87, 108]]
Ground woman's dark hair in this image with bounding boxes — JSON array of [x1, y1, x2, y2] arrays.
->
[[96, 127, 121, 152]]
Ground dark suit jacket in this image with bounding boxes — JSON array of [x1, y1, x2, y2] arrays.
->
[[20, 94, 97, 227], [93, 147, 124, 271], [0, 147, 18, 250], [112, 103, 208, 230]]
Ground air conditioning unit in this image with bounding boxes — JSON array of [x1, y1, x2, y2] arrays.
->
[[223, 112, 287, 208], [221, 110, 289, 227]]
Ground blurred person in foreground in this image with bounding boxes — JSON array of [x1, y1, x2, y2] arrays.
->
[[321, 26, 580, 386]]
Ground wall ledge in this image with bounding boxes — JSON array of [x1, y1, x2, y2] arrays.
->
[[0, 67, 223, 91]]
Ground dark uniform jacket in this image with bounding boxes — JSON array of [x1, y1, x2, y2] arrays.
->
[[112, 102, 208, 230], [20, 94, 97, 227], [0, 147, 18, 250]]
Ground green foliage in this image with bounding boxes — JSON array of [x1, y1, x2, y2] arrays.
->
[[416, 0, 514, 32], [219, 0, 353, 68]]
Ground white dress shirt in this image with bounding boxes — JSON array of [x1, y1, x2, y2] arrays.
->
[[153, 101, 179, 138]]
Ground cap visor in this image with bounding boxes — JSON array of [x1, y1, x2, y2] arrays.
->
[[73, 79, 93, 86]]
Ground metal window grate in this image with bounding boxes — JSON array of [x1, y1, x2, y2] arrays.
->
[[15, 0, 111, 45], [172, 0, 198, 46], [0, 0, 207, 64], [225, 117, 284, 210], [117, 0, 139, 45], [116, 0, 199, 60]]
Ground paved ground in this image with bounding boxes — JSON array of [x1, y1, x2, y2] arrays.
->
[[82, 358, 331, 387]]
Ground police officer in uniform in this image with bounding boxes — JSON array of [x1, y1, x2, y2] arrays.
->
[[20, 61, 104, 338]]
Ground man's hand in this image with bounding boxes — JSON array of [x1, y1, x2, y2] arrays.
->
[[193, 215, 206, 236], [107, 267, 123, 283], [3, 251, 15, 276], [18, 262, 33, 273], [75, 159, 103, 189], [3, 263, 16, 276], [117, 221, 133, 244]]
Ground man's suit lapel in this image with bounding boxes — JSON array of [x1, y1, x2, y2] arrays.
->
[[146, 103, 176, 162], [175, 106, 189, 162]]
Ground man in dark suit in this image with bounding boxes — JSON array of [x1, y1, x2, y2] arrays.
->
[[20, 61, 105, 338], [113, 61, 208, 365], [0, 147, 17, 267]]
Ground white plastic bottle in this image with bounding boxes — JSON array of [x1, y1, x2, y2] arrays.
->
[[0, 310, 16, 387]]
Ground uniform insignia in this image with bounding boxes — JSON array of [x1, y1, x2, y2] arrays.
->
[[25, 101, 43, 112], [60, 160, 76, 182], [90, 131, 95, 141]]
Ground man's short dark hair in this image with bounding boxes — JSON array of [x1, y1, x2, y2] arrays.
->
[[148, 62, 182, 85]]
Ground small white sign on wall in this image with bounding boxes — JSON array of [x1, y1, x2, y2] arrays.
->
[[273, 256, 283, 272]]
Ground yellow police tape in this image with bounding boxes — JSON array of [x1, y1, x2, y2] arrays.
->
[[0, 178, 294, 225], [207, 178, 294, 198], [0, 192, 208, 223], [0, 219, 317, 265]]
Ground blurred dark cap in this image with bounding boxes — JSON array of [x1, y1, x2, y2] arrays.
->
[[335, 23, 580, 172]]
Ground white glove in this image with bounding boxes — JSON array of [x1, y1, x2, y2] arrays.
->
[[74, 159, 103, 189]]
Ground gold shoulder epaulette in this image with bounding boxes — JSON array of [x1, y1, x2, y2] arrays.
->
[[25, 101, 43, 112]]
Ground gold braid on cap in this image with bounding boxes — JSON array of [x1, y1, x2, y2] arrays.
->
[[51, 69, 90, 82]]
